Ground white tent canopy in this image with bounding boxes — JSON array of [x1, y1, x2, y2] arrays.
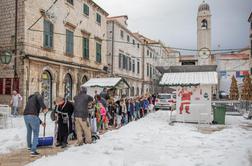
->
[[81, 77, 129, 89], [159, 72, 218, 86]]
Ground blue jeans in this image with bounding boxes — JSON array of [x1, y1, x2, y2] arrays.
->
[[24, 115, 40, 152], [11, 106, 18, 116]]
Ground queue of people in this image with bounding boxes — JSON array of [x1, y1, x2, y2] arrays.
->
[[23, 87, 156, 157]]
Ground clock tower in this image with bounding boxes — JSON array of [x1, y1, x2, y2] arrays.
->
[[197, 1, 211, 65]]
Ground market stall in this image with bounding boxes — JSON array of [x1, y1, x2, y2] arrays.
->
[[159, 71, 218, 123], [81, 77, 130, 98]]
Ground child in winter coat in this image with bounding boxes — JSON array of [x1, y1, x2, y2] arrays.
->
[[99, 103, 108, 130]]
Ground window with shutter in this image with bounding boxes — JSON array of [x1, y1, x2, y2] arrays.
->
[[147, 63, 149, 76], [123, 55, 126, 69], [0, 78, 3, 94], [96, 13, 101, 24], [150, 66, 152, 78], [127, 35, 130, 42], [66, 30, 74, 55], [83, 4, 89, 16], [129, 57, 131, 71], [132, 59, 135, 73], [96, 42, 102, 63], [5, 78, 12, 95], [120, 30, 124, 39], [67, 0, 73, 5], [44, 20, 53, 48], [137, 61, 140, 74], [83, 37, 89, 59], [119, 54, 122, 68], [125, 56, 128, 70]]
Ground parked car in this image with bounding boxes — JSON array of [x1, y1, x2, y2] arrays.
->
[[219, 91, 229, 100], [155, 93, 176, 110]]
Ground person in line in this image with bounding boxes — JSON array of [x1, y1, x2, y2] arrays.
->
[[100, 88, 110, 100], [99, 102, 108, 130], [143, 96, 149, 116], [73, 87, 93, 146], [121, 99, 127, 125], [115, 100, 122, 128], [107, 99, 115, 127], [135, 97, 141, 120], [10, 90, 22, 116], [23, 92, 48, 156], [140, 97, 145, 118], [54, 97, 74, 148]]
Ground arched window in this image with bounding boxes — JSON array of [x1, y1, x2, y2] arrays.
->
[[64, 73, 72, 100], [82, 75, 88, 84], [201, 19, 208, 29], [41, 70, 52, 108]]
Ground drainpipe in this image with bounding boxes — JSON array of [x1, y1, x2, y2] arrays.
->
[[14, 0, 18, 78], [111, 21, 115, 76], [141, 41, 145, 94]]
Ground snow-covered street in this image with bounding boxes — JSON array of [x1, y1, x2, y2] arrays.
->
[[0, 115, 55, 154], [19, 111, 252, 166]]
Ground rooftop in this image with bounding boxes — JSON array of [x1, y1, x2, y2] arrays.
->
[[159, 71, 218, 86], [198, 1, 210, 12], [156, 65, 217, 74], [217, 53, 249, 60]]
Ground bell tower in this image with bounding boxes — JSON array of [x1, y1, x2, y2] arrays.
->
[[197, 1, 211, 65]]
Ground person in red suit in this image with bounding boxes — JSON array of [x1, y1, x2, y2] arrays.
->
[[178, 87, 193, 114]]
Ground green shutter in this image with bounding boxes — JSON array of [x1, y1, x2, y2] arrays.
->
[[83, 37, 89, 59], [147, 64, 149, 76], [83, 4, 89, 16], [43, 20, 48, 47], [119, 54, 122, 68], [96, 43, 101, 63], [44, 20, 53, 48], [49, 22, 53, 48], [96, 13, 101, 24], [66, 30, 74, 55]]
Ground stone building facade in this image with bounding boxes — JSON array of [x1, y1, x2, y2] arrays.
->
[[0, 0, 109, 109], [248, 12, 252, 74], [107, 16, 144, 96]]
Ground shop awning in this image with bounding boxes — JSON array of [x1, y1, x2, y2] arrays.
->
[[81, 77, 130, 89], [159, 72, 218, 86]]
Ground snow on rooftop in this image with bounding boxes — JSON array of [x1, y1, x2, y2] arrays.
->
[[82, 77, 126, 88], [159, 72, 218, 86]]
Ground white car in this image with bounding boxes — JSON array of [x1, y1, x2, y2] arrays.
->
[[155, 93, 176, 110]]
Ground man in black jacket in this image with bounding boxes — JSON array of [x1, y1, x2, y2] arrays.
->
[[23, 92, 48, 156], [73, 87, 93, 145], [54, 97, 74, 148]]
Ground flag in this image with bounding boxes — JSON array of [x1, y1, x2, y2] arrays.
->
[[236, 71, 249, 78]]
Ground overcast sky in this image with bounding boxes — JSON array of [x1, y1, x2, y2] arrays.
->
[[94, 0, 252, 54]]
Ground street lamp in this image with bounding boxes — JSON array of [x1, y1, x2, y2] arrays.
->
[[0, 51, 12, 64]]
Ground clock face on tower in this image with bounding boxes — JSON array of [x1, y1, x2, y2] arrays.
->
[[198, 48, 211, 59]]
